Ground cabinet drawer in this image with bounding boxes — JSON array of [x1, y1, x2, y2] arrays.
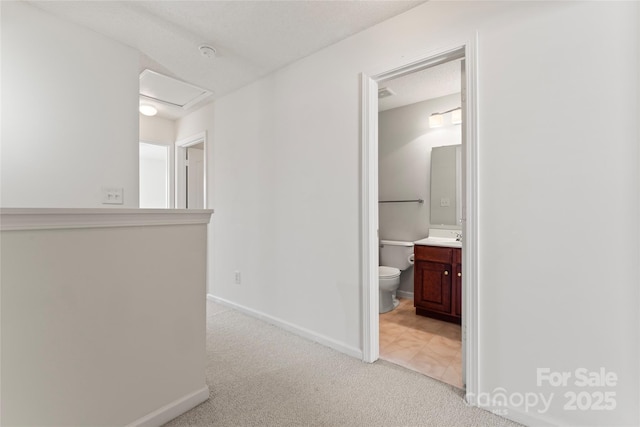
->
[[414, 245, 452, 263]]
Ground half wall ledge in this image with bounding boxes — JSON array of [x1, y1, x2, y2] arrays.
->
[[0, 208, 214, 231]]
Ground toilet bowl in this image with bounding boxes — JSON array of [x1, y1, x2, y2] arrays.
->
[[379, 240, 414, 314], [379, 266, 401, 313]]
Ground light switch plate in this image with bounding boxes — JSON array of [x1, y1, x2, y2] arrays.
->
[[102, 187, 124, 205]]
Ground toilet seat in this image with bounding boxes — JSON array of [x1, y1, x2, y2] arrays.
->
[[379, 266, 400, 279]]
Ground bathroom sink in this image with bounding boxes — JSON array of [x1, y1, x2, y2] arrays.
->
[[414, 236, 462, 248]]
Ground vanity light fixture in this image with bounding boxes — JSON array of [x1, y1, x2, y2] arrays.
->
[[451, 108, 462, 125], [429, 107, 462, 128], [139, 104, 158, 116], [428, 113, 444, 128]]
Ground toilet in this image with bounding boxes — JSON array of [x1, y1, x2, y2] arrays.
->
[[379, 240, 415, 313]]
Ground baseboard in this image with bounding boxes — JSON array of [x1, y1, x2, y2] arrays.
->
[[495, 404, 558, 427], [396, 290, 414, 300], [127, 386, 209, 427], [207, 294, 363, 359]]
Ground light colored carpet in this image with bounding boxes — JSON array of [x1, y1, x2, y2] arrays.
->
[[165, 300, 520, 427]]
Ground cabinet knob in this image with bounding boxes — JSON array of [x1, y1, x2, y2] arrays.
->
[[457, 272, 462, 277], [444, 271, 449, 276]]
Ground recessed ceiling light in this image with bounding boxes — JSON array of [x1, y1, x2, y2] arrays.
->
[[199, 45, 217, 59], [139, 104, 158, 116]]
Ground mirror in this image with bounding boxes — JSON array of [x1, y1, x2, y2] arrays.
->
[[430, 145, 462, 228]]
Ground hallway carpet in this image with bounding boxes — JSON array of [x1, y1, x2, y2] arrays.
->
[[165, 300, 519, 426]]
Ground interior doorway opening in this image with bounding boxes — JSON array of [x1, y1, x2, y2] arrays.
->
[[139, 141, 170, 209], [176, 132, 207, 209], [361, 43, 478, 403], [377, 57, 464, 388]]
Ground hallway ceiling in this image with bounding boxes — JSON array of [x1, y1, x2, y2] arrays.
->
[[29, 0, 426, 119]]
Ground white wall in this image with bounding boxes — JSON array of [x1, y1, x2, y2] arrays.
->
[[175, 102, 215, 143], [210, 2, 639, 425], [140, 114, 176, 145], [1, 2, 139, 208], [478, 3, 638, 424], [1, 215, 210, 426], [378, 94, 461, 240], [379, 94, 461, 295]]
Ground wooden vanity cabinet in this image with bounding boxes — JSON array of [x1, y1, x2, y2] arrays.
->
[[453, 248, 462, 318], [414, 245, 461, 324]]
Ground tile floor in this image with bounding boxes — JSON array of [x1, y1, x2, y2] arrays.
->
[[379, 297, 463, 388]]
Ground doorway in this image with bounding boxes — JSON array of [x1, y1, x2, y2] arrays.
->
[[139, 141, 170, 208], [360, 44, 479, 402], [176, 132, 207, 209], [378, 59, 463, 387], [186, 143, 205, 209]]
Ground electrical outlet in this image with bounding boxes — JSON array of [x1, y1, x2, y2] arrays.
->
[[440, 197, 450, 207], [234, 271, 241, 284], [102, 187, 124, 205]]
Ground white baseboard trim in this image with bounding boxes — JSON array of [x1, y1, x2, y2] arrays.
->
[[127, 386, 209, 427], [396, 290, 414, 300], [207, 294, 363, 359], [492, 408, 561, 427], [467, 401, 562, 427]]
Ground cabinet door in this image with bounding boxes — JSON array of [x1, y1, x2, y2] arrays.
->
[[453, 263, 462, 317], [415, 261, 452, 314]]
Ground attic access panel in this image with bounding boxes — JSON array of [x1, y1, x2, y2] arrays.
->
[[139, 69, 212, 110]]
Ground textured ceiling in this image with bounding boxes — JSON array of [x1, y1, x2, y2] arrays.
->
[[29, 0, 426, 119], [378, 59, 462, 112]]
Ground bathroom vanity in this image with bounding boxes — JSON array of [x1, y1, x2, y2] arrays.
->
[[412, 145, 463, 324], [413, 237, 461, 324]]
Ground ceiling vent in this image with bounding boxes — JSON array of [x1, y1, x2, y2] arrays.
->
[[139, 69, 212, 110], [378, 87, 395, 99]]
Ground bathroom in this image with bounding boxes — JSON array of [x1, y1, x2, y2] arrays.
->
[[377, 58, 464, 388]]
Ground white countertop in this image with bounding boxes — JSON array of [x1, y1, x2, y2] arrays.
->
[[414, 236, 462, 248]]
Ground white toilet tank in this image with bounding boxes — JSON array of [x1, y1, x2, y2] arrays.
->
[[379, 240, 414, 270]]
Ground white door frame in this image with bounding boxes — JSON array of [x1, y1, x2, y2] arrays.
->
[[175, 131, 207, 209], [360, 40, 479, 404]]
